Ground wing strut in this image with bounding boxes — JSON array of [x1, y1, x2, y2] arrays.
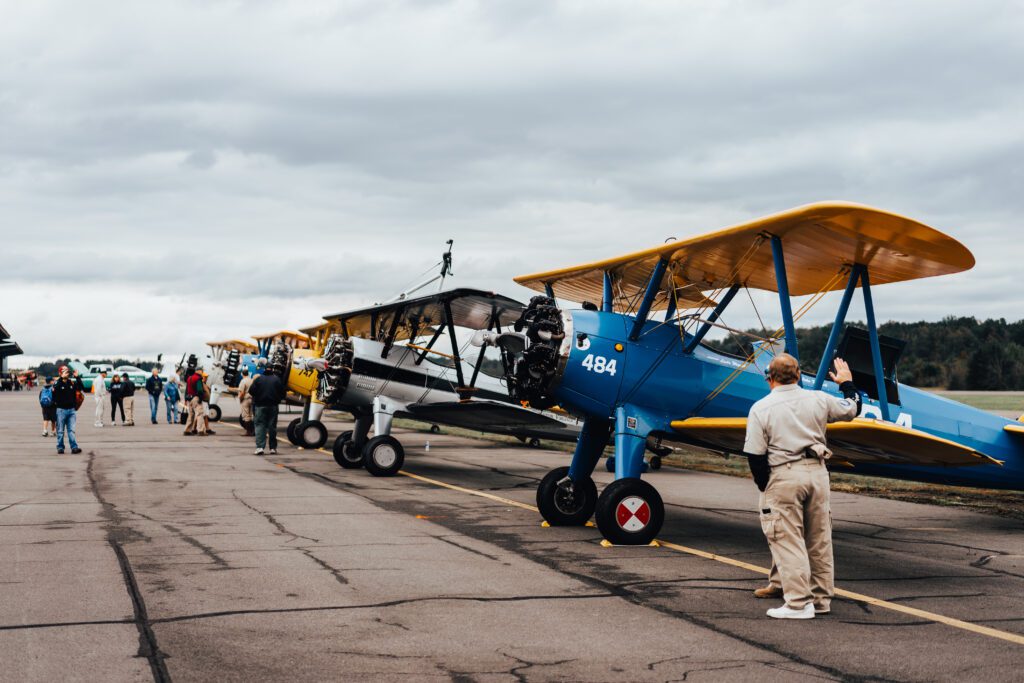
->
[[770, 235, 798, 359], [629, 258, 669, 341], [443, 300, 467, 389], [684, 285, 741, 354], [813, 266, 860, 389], [861, 268, 891, 422]]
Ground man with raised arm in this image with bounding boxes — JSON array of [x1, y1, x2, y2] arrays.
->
[[744, 353, 860, 619]]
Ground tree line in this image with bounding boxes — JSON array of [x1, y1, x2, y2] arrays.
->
[[705, 317, 1024, 391]]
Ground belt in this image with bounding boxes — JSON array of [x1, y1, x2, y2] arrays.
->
[[770, 451, 823, 468]]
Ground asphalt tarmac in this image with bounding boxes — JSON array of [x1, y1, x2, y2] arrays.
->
[[2, 392, 1022, 682]]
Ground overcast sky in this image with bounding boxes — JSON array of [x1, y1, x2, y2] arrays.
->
[[3, 0, 1022, 367]]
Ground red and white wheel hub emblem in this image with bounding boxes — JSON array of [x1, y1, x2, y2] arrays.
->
[[616, 496, 651, 532]]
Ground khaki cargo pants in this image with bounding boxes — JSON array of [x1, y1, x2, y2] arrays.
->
[[184, 396, 206, 435], [240, 396, 254, 423], [760, 458, 833, 611]]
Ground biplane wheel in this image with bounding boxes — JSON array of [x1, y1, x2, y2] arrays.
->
[[207, 404, 222, 423], [286, 418, 302, 446], [362, 435, 405, 477], [595, 478, 664, 546], [332, 431, 362, 469], [536, 466, 597, 526], [429, 424, 441, 434], [527, 437, 541, 449], [649, 455, 662, 471], [298, 420, 328, 449]]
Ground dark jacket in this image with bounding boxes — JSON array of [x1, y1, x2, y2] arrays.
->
[[145, 375, 164, 396], [109, 380, 124, 400], [52, 377, 84, 410], [250, 373, 286, 407], [122, 378, 136, 397]]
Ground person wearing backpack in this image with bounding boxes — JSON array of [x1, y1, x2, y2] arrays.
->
[[39, 377, 56, 437], [163, 377, 180, 424]]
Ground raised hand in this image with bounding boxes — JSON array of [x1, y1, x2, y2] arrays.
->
[[828, 357, 853, 385]]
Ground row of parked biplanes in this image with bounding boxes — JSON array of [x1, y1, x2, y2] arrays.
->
[[192, 203, 1024, 546]]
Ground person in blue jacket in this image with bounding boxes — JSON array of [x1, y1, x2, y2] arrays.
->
[[163, 377, 181, 424]]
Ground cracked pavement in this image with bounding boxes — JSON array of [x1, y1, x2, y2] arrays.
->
[[1, 392, 1022, 681]]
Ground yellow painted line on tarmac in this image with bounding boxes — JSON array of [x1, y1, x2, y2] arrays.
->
[[373, 467, 1024, 647], [245, 430, 1024, 647]]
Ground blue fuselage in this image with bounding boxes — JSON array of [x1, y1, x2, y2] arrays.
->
[[552, 310, 1024, 491]]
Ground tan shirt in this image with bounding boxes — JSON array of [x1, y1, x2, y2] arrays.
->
[[743, 383, 858, 466], [237, 376, 254, 401]]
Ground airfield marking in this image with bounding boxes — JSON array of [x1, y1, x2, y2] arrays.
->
[[266, 433, 1024, 646], [392, 466, 1024, 647]]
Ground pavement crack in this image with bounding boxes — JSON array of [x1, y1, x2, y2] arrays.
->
[[150, 592, 614, 625], [230, 489, 320, 544], [87, 452, 173, 683], [435, 535, 503, 562]]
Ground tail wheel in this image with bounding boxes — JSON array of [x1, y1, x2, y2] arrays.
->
[[649, 455, 663, 470], [332, 430, 363, 469], [429, 424, 441, 434], [362, 435, 405, 477], [207, 404, 222, 422], [536, 466, 597, 526], [298, 420, 328, 449], [286, 418, 302, 446], [527, 437, 542, 448], [595, 478, 664, 546]]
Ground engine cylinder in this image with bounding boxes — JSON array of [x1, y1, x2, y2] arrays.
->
[[502, 295, 568, 409]]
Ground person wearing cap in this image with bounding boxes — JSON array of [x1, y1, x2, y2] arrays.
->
[[743, 353, 860, 620], [249, 365, 286, 455], [122, 373, 137, 426], [183, 368, 207, 436], [200, 370, 215, 435], [92, 370, 109, 427], [51, 366, 85, 454]]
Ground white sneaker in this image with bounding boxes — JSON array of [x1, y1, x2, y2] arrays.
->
[[269, 449, 277, 454], [767, 603, 815, 620], [254, 448, 264, 455], [42, 431, 48, 437], [814, 604, 831, 615], [95, 422, 103, 427]]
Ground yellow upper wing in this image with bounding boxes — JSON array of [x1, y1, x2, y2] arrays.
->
[[251, 330, 313, 349], [206, 339, 258, 353], [515, 202, 974, 310], [670, 417, 999, 467]]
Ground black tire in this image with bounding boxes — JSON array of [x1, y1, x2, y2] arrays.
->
[[429, 424, 441, 434], [595, 478, 665, 546], [207, 404, 222, 422], [286, 418, 302, 446], [528, 437, 542, 448], [332, 431, 362, 469], [298, 420, 328, 449], [362, 435, 405, 477], [650, 455, 663, 471], [536, 466, 597, 526]]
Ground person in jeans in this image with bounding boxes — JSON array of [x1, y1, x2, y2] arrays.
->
[[92, 370, 108, 427], [39, 377, 57, 436], [122, 374, 137, 425], [163, 377, 180, 424], [109, 374, 126, 425], [51, 366, 84, 454], [145, 369, 163, 424], [250, 367, 286, 455]]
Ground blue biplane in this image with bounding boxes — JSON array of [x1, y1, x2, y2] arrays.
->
[[478, 202, 1024, 545]]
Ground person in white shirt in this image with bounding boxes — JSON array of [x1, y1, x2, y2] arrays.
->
[[92, 371, 109, 427]]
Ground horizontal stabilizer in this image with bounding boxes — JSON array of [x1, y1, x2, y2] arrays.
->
[[670, 417, 998, 467], [403, 399, 580, 442], [1005, 423, 1024, 435]]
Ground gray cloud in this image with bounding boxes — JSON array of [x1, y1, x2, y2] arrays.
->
[[1, 0, 1022, 363]]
